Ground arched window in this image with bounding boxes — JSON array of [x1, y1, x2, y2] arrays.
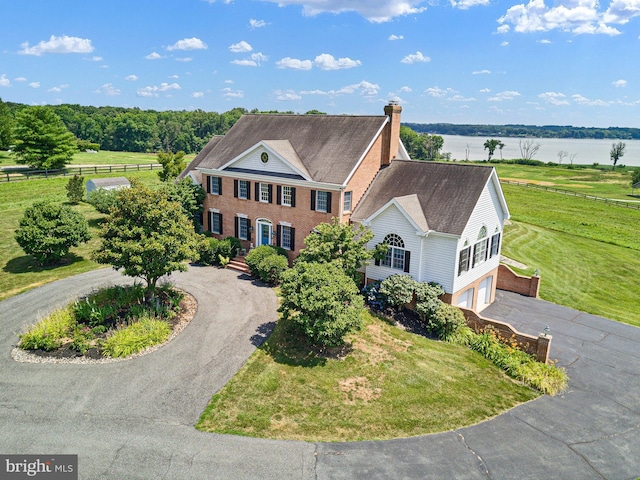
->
[[477, 226, 487, 240], [380, 234, 409, 272], [473, 226, 489, 267]]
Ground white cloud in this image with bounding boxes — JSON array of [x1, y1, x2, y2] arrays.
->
[[472, 69, 491, 75], [389, 34, 404, 40], [275, 89, 302, 101], [314, 53, 361, 70], [613, 79, 627, 87], [260, 0, 427, 22], [480, 88, 491, 93], [276, 57, 313, 70], [538, 38, 552, 43], [249, 19, 267, 28], [167, 37, 207, 51], [95, 83, 121, 96], [192, 91, 204, 98], [450, 0, 490, 9], [14, 77, 27, 82], [125, 75, 138, 81], [229, 41, 252, 53], [400, 86, 412, 92], [448, 94, 476, 102], [498, 0, 624, 36], [19, 35, 94, 56], [224, 79, 234, 84], [488, 90, 521, 101], [232, 52, 268, 66], [538, 91, 569, 105], [28, 82, 40, 88], [572, 93, 610, 106], [169, 74, 180, 79], [222, 87, 244, 98], [48, 84, 69, 93], [137, 82, 181, 97], [500, 40, 510, 46], [176, 57, 193, 62], [84, 56, 103, 62], [300, 80, 380, 97], [145, 52, 162, 60], [0, 74, 11, 87], [401, 51, 430, 64], [426, 86, 456, 97]]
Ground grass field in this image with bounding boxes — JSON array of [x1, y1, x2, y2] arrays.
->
[[0, 150, 196, 167], [0, 170, 162, 301], [196, 311, 538, 441], [491, 163, 638, 201]]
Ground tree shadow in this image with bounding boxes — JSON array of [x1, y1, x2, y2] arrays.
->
[[259, 318, 328, 368], [250, 321, 276, 347], [3, 252, 84, 274], [88, 216, 106, 229]]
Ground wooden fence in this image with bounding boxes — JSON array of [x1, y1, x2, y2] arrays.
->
[[0, 164, 161, 183]]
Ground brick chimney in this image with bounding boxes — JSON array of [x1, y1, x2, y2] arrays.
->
[[381, 101, 402, 167]]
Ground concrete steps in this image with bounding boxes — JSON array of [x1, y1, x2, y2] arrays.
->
[[226, 257, 251, 275]]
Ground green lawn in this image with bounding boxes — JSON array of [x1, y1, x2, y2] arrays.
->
[[0, 150, 196, 167], [0, 170, 162, 301], [492, 163, 638, 201], [196, 311, 538, 442]]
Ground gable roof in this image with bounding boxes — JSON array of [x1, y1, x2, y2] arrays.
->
[[351, 160, 499, 236], [177, 135, 224, 183], [188, 114, 389, 184], [86, 177, 130, 188]]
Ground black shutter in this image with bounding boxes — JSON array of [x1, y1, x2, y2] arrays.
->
[[268, 184, 273, 203], [206, 176, 211, 193], [234, 180, 238, 198], [209, 211, 213, 233], [311, 190, 316, 211], [255, 182, 260, 202], [234, 217, 239, 238], [276, 186, 282, 205], [290, 227, 295, 251], [472, 244, 477, 268], [291, 188, 296, 207], [217, 177, 222, 196], [326, 192, 332, 213], [276, 225, 282, 247], [246, 182, 251, 200], [219, 213, 223, 235], [404, 251, 411, 273], [247, 218, 252, 242], [375, 258, 380, 266]]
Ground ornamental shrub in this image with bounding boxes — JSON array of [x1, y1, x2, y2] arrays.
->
[[86, 188, 119, 214], [379, 275, 417, 308], [257, 254, 289, 285], [425, 303, 466, 341], [101, 315, 171, 358], [19, 307, 76, 351], [197, 236, 220, 266], [413, 281, 445, 323], [66, 175, 85, 204]]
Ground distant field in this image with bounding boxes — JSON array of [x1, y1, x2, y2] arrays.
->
[[0, 150, 196, 167], [491, 163, 638, 201], [0, 170, 162, 302]]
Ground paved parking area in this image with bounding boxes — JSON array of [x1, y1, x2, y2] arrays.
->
[[1, 270, 638, 479]]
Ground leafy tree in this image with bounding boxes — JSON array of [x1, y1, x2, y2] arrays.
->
[[163, 177, 206, 230], [86, 188, 120, 214], [483, 139, 504, 161], [0, 98, 14, 150], [400, 126, 444, 160], [296, 218, 374, 282], [279, 261, 364, 348], [65, 175, 85, 204], [12, 106, 77, 169], [158, 151, 187, 182], [93, 181, 197, 300], [15, 201, 90, 265], [631, 169, 640, 186], [610, 141, 626, 169]]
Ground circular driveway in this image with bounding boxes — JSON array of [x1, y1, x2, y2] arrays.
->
[[1, 269, 639, 479]]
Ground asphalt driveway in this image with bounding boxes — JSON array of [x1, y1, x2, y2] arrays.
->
[[1, 269, 639, 479]]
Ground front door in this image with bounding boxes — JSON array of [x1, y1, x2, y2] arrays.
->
[[257, 220, 272, 246]]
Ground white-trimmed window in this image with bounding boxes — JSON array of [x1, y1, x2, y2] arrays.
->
[[209, 212, 222, 235], [473, 227, 489, 267], [311, 190, 332, 213], [490, 232, 501, 258], [277, 185, 296, 207], [235, 216, 251, 240], [278, 225, 295, 251], [343, 191, 352, 212], [260, 183, 270, 203], [378, 234, 410, 273], [208, 176, 221, 195], [239, 180, 249, 199], [458, 245, 471, 276]]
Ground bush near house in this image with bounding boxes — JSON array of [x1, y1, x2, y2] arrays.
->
[[196, 236, 241, 266], [245, 245, 289, 285]]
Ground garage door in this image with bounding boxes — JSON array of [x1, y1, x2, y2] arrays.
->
[[477, 276, 493, 311]]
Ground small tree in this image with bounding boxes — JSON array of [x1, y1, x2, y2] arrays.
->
[[557, 151, 568, 165], [610, 141, 626, 169], [15, 201, 90, 265], [519, 139, 541, 161], [279, 261, 364, 348], [631, 169, 640, 187], [12, 106, 77, 169], [93, 181, 197, 300], [483, 139, 503, 161], [86, 188, 120, 214], [65, 175, 85, 204], [296, 218, 374, 282], [163, 177, 206, 231], [157, 151, 187, 182]]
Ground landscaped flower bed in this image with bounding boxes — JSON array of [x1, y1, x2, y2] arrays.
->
[[17, 283, 196, 360]]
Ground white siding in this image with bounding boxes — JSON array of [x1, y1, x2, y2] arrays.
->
[[420, 234, 458, 293], [228, 148, 302, 177], [452, 180, 506, 293], [365, 204, 421, 281]]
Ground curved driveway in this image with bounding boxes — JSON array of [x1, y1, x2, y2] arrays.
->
[[1, 269, 639, 479]]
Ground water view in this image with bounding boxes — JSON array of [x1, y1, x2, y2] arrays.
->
[[440, 135, 640, 167]]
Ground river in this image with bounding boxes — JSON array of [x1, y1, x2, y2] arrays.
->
[[439, 135, 640, 167]]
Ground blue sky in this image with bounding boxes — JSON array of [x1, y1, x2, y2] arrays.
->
[[2, 0, 640, 127]]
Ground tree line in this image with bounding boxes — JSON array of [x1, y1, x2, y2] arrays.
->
[[405, 122, 640, 140]]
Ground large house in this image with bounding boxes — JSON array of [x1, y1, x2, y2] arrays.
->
[[179, 104, 510, 311]]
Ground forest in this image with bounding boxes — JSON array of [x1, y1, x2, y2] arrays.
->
[[405, 122, 640, 140]]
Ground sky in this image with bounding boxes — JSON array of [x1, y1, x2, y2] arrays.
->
[[2, 0, 640, 128]]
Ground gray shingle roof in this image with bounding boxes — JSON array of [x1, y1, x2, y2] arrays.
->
[[190, 114, 388, 184], [351, 160, 495, 236], [177, 135, 224, 182], [87, 177, 130, 188]]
